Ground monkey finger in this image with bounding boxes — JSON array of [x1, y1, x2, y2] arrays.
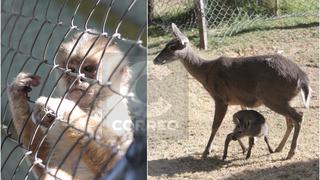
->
[[14, 73, 41, 88], [23, 86, 32, 92], [29, 75, 41, 86], [40, 112, 56, 128]]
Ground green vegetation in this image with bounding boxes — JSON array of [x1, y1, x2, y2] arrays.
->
[[279, 0, 319, 14], [150, 16, 318, 49]]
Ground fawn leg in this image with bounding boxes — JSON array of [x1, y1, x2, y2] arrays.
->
[[238, 106, 248, 153], [238, 139, 247, 154], [240, 106, 248, 110], [202, 101, 228, 158], [264, 136, 274, 153], [275, 117, 293, 152], [222, 133, 233, 160], [246, 137, 255, 159]]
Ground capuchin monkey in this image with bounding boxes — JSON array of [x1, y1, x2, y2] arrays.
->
[[7, 31, 133, 179]]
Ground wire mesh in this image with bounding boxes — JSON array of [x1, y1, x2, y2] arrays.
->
[[149, 0, 319, 38], [1, 0, 146, 179]]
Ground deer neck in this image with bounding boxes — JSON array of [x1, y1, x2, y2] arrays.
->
[[178, 46, 207, 84]]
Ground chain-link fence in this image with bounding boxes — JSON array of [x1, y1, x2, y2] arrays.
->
[[149, 0, 319, 44], [1, 0, 146, 179]]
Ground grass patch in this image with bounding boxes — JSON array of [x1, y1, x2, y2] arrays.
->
[[279, 0, 319, 14], [149, 15, 318, 51], [208, 16, 319, 47]]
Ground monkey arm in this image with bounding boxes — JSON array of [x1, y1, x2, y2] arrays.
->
[[33, 97, 124, 175], [65, 115, 123, 175], [8, 73, 40, 144], [60, 114, 124, 176], [7, 72, 49, 175]]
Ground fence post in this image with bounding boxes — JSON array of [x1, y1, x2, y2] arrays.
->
[[148, 0, 154, 24], [195, 0, 208, 50], [274, 0, 278, 16]]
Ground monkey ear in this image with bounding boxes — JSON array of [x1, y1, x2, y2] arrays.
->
[[171, 23, 189, 46], [56, 43, 70, 67]]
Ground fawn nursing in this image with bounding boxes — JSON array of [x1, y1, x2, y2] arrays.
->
[[154, 23, 310, 159], [223, 110, 273, 160]]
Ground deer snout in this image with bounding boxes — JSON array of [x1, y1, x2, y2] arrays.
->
[[232, 131, 243, 140], [153, 57, 166, 65]]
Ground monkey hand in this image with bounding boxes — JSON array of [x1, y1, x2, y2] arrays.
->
[[32, 97, 83, 128], [9, 72, 41, 99], [32, 97, 59, 128]]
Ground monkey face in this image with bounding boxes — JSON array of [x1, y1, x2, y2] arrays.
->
[[63, 61, 100, 108], [56, 32, 129, 109]]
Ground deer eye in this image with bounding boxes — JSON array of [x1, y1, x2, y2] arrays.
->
[[168, 44, 177, 51]]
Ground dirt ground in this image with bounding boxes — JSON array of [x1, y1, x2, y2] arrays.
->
[[147, 25, 319, 179]]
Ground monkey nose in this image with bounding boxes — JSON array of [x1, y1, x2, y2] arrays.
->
[[232, 132, 242, 140]]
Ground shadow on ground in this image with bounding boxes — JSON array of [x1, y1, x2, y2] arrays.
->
[[148, 155, 230, 176], [234, 22, 319, 36], [225, 159, 319, 180], [149, 156, 319, 179]]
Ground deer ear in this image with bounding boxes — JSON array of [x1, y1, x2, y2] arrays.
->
[[233, 117, 240, 124], [171, 23, 189, 46]]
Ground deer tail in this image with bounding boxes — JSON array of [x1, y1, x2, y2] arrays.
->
[[300, 77, 311, 108]]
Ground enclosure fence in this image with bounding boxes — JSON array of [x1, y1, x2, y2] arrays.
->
[[149, 0, 319, 48], [1, 0, 146, 179]]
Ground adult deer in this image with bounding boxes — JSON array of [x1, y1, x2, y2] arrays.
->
[[153, 23, 310, 159]]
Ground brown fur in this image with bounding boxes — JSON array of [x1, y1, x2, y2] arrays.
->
[[7, 31, 132, 179], [223, 110, 273, 160], [154, 23, 310, 159]]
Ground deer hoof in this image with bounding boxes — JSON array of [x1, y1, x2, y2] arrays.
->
[[242, 148, 247, 154], [274, 147, 283, 153], [222, 155, 227, 161], [286, 150, 295, 159], [202, 151, 209, 158]]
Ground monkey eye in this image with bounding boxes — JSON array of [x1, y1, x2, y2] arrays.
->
[[69, 67, 76, 73], [83, 65, 97, 73]]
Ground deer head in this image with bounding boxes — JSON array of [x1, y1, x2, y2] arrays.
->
[[153, 23, 190, 65], [232, 117, 251, 140]]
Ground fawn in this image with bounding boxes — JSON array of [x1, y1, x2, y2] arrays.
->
[[222, 110, 273, 160]]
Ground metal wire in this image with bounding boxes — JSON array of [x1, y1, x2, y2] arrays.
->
[[1, 0, 146, 179], [149, 0, 319, 38]]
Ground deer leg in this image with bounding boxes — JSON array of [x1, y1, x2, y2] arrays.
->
[[264, 136, 274, 153], [222, 133, 233, 160], [202, 101, 228, 158], [264, 100, 303, 159], [286, 109, 303, 159], [246, 137, 255, 159], [238, 139, 247, 154], [275, 117, 294, 152]]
